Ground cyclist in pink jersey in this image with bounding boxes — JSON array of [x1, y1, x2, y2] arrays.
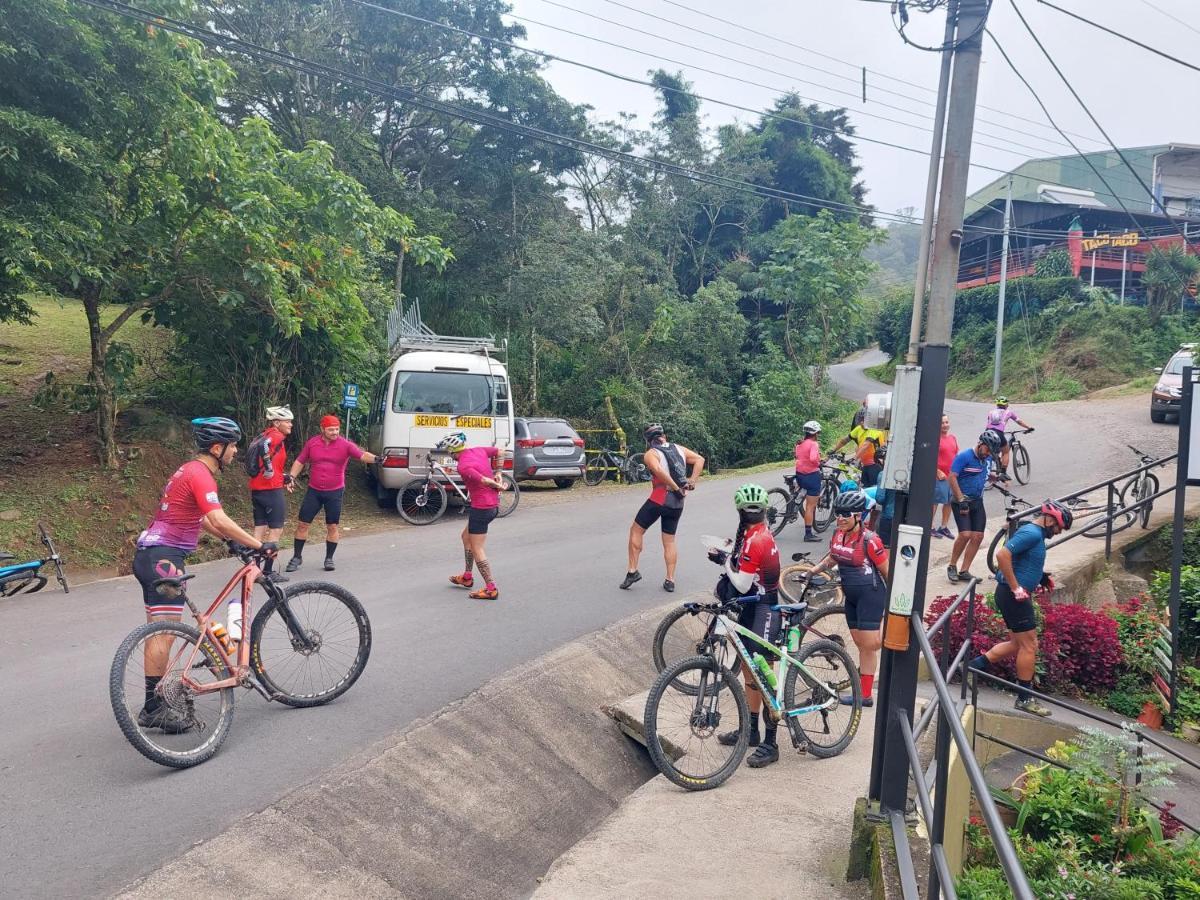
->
[[983, 397, 1032, 481], [441, 432, 508, 600]]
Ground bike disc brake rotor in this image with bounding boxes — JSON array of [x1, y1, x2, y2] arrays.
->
[[290, 628, 323, 656]]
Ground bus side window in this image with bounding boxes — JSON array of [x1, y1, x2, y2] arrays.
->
[[493, 378, 509, 415]]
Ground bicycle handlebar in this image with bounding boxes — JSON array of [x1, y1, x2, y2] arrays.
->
[[226, 541, 275, 563]]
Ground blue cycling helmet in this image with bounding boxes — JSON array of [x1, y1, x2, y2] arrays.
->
[[839, 479, 859, 493], [192, 417, 242, 449]]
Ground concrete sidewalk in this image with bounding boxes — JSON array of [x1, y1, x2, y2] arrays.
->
[[533, 691, 875, 900]]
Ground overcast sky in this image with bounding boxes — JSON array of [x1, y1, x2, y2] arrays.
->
[[504, 0, 1200, 222]]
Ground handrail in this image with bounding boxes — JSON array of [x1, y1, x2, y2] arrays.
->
[[927, 577, 979, 639]]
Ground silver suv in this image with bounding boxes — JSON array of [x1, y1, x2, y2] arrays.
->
[[513, 418, 586, 487], [1151, 344, 1194, 423]]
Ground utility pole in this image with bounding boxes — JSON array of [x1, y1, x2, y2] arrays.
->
[[905, 0, 958, 365], [992, 177, 1014, 394], [869, 0, 990, 837]]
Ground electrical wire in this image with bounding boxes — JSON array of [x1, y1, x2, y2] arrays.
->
[[71, 0, 948, 229], [654, 0, 1107, 149], [1136, 0, 1200, 39], [1037, 0, 1200, 75]]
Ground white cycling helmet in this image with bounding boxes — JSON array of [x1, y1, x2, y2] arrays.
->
[[802, 420, 822, 435], [265, 405, 294, 422]]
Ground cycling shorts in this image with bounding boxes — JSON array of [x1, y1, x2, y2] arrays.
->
[[251, 488, 287, 529], [844, 581, 887, 631], [468, 506, 499, 535], [298, 487, 344, 525], [953, 495, 987, 533], [634, 499, 683, 535], [737, 591, 782, 662], [793, 470, 822, 496], [861, 463, 883, 488], [933, 479, 951, 505], [994, 581, 1037, 634], [133, 545, 189, 617]]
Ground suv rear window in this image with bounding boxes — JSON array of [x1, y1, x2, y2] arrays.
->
[[527, 419, 577, 439]]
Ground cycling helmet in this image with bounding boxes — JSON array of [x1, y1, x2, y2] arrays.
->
[[839, 479, 859, 493], [192, 417, 242, 449], [995, 396, 1009, 407], [852, 407, 866, 428], [833, 490, 869, 515], [1040, 499, 1073, 531], [644, 423, 665, 444], [734, 483, 769, 512], [265, 405, 294, 421], [436, 432, 468, 454], [802, 420, 822, 435], [978, 430, 1004, 453]]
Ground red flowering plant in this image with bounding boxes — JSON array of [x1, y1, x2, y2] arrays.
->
[[924, 592, 1015, 681], [1037, 596, 1123, 695]]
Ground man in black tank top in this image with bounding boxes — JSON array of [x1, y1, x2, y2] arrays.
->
[[620, 424, 705, 593]]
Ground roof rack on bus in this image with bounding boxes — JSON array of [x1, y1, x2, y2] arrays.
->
[[387, 299, 505, 359]]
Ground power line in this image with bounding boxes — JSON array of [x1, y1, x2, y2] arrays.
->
[[70, 0, 941, 229], [1037, 0, 1200, 75], [1135, 0, 1200, 40], [654, 0, 1106, 148], [1009, 0, 1196, 247], [519, 0, 1074, 160]]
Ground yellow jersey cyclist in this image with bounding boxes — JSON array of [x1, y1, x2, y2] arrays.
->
[[830, 418, 888, 488]]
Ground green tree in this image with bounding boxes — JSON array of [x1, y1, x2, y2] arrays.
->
[[1143, 244, 1200, 326], [758, 211, 878, 377]]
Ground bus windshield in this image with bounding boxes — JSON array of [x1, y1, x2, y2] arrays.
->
[[392, 371, 497, 415]]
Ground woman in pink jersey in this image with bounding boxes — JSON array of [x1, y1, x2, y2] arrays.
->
[[441, 432, 507, 600]]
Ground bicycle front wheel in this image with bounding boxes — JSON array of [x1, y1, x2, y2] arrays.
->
[[1123, 473, 1158, 530], [1012, 442, 1031, 485], [250, 581, 372, 708], [626, 452, 651, 483], [766, 488, 792, 537], [651, 606, 738, 695], [495, 474, 520, 518], [110, 620, 235, 769], [783, 638, 860, 759], [584, 454, 609, 486], [644, 655, 749, 791], [397, 478, 448, 525]]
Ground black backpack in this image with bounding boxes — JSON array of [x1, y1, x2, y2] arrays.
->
[[242, 433, 275, 479]]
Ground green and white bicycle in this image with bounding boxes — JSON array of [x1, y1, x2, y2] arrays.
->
[[643, 591, 861, 791]]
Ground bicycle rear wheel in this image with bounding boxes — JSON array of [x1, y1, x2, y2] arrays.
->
[[813, 482, 837, 533], [584, 454, 609, 486], [626, 452, 651, 483], [250, 581, 372, 708], [986, 527, 1007, 574], [644, 655, 749, 791], [783, 638, 860, 759], [495, 473, 520, 518], [651, 606, 739, 695], [397, 478, 448, 525], [766, 488, 792, 537], [778, 564, 843, 607], [1012, 442, 1031, 485], [800, 604, 855, 669], [110, 620, 234, 768], [1122, 473, 1158, 530]]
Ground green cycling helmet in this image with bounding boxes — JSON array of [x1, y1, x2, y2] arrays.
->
[[734, 483, 769, 511], [995, 395, 1009, 407]]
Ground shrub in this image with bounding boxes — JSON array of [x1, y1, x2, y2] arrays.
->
[[1108, 596, 1167, 677], [1038, 598, 1123, 694], [925, 592, 1016, 681], [1104, 672, 1155, 718], [1151, 566, 1200, 663]]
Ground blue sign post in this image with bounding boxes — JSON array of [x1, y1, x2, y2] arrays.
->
[[342, 383, 358, 437]]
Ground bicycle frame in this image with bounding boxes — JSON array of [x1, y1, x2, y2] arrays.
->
[[712, 610, 842, 720], [426, 455, 471, 503]]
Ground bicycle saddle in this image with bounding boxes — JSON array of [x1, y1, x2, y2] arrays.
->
[[783, 474, 797, 486], [0, 552, 13, 562], [771, 602, 809, 615], [153, 573, 195, 589]]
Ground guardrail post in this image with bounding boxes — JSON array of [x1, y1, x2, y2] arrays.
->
[[961, 583, 976, 703], [929, 679, 953, 899], [1105, 481, 1115, 561]]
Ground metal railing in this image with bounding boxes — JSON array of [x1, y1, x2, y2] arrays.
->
[[894, 577, 1035, 900]]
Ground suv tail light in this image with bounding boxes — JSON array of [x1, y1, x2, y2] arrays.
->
[[382, 448, 409, 468], [502, 451, 513, 470], [572, 438, 585, 447], [516, 438, 545, 449]]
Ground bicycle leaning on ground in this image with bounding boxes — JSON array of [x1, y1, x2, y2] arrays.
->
[[583, 446, 650, 486], [643, 591, 861, 791], [0, 524, 68, 597], [396, 450, 519, 524], [110, 542, 372, 768]]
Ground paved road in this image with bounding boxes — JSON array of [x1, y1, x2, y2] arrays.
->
[[0, 351, 1183, 898]]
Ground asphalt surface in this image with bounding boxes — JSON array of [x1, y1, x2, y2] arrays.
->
[[0, 349, 1184, 899]]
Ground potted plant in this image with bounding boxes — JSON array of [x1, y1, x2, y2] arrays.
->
[[1137, 697, 1165, 730]]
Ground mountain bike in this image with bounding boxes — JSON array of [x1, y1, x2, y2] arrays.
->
[[583, 447, 650, 486], [644, 593, 860, 791], [1005, 428, 1034, 485], [396, 451, 519, 524], [651, 552, 853, 695], [109, 543, 371, 768], [1119, 444, 1163, 530], [812, 458, 861, 534], [765, 473, 824, 538], [0, 524, 68, 597]]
